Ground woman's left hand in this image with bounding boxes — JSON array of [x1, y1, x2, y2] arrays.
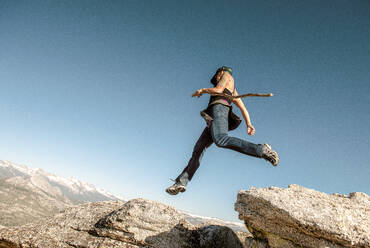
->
[[192, 89, 203, 98], [247, 124, 255, 136]]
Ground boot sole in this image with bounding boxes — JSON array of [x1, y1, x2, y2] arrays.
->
[[166, 186, 186, 195]]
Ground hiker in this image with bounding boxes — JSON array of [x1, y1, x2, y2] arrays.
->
[[166, 66, 279, 195]]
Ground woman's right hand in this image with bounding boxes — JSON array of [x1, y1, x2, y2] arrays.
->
[[191, 89, 203, 98]]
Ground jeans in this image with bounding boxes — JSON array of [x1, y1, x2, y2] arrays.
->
[[177, 104, 263, 181]]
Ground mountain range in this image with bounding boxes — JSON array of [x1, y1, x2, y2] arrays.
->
[[0, 159, 122, 226]]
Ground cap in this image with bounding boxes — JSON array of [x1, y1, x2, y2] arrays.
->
[[216, 66, 232, 75]]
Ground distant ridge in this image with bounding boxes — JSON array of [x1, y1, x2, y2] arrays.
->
[[0, 160, 124, 226], [0, 160, 124, 202]]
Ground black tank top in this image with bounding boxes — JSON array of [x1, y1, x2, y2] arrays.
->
[[207, 88, 234, 107]]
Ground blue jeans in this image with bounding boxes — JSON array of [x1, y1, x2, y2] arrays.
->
[[177, 104, 263, 181]]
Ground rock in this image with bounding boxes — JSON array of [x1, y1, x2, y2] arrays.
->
[[235, 184, 370, 248], [93, 198, 196, 247], [0, 198, 249, 248], [4, 184, 364, 248], [0, 201, 125, 248]]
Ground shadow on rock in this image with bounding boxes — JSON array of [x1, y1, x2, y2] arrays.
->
[[144, 224, 246, 248]]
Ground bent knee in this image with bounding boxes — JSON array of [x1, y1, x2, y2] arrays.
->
[[212, 133, 229, 147]]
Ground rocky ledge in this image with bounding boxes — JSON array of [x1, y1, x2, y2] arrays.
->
[[235, 184, 369, 248], [0, 199, 253, 248], [0, 185, 368, 248]]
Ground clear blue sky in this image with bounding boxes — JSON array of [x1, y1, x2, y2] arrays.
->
[[1, 0, 369, 222]]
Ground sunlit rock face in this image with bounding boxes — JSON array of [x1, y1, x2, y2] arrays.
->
[[235, 184, 370, 248], [0, 199, 252, 248]]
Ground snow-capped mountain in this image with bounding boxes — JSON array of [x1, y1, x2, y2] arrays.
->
[[0, 160, 123, 203], [0, 160, 124, 226]]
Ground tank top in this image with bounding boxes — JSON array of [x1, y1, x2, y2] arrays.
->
[[207, 88, 234, 107]]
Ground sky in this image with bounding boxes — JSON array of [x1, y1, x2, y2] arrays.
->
[[0, 0, 369, 222]]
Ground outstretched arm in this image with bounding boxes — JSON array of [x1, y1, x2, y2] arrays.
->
[[191, 72, 231, 97], [232, 89, 255, 136]]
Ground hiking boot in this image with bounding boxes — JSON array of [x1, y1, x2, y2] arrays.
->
[[165, 172, 189, 195], [166, 181, 187, 195], [261, 143, 279, 166]]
